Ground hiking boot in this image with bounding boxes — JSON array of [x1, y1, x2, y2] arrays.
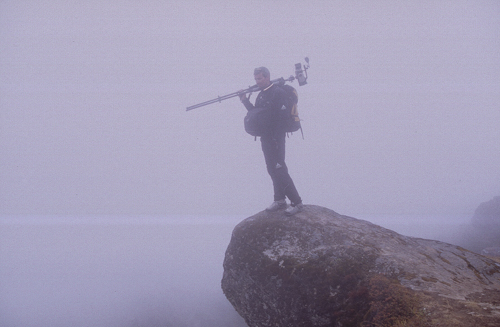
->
[[266, 199, 287, 212], [285, 203, 304, 216]]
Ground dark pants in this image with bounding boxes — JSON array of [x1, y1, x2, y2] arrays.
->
[[261, 133, 302, 206]]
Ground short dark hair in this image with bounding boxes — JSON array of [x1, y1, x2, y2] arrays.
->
[[254, 67, 270, 78]]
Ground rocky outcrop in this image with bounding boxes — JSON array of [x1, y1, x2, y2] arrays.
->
[[473, 196, 500, 226], [222, 205, 500, 327], [459, 196, 500, 254]]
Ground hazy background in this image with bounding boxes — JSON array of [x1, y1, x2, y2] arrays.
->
[[1, 1, 499, 326], [1, 0, 498, 219], [0, 217, 248, 326]]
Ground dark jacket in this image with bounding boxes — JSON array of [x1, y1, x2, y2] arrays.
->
[[242, 83, 287, 111], [242, 83, 288, 133]]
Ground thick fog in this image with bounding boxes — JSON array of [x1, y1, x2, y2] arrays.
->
[[0, 217, 247, 326], [2, 1, 499, 219], [1, 1, 499, 326]]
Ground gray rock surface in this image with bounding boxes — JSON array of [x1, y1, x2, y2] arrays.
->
[[222, 205, 500, 327]]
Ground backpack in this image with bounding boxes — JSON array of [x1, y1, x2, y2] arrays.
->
[[244, 107, 277, 137], [243, 83, 303, 138], [279, 84, 302, 136]]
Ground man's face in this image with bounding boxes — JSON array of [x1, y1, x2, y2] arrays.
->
[[254, 72, 271, 89]]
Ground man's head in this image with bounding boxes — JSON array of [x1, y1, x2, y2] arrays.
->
[[254, 67, 271, 89]]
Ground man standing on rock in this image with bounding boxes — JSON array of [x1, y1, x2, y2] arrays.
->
[[239, 67, 303, 216]]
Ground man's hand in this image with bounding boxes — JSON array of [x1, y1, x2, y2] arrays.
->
[[238, 90, 247, 101], [239, 90, 253, 103]]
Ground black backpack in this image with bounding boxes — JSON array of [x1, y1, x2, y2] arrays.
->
[[243, 84, 303, 137], [244, 107, 277, 137]]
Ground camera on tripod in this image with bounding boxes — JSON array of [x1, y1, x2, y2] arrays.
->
[[295, 57, 310, 86]]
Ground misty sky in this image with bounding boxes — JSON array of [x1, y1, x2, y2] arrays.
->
[[1, 1, 499, 219]]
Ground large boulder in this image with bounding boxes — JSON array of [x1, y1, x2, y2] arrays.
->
[[222, 205, 500, 327]]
